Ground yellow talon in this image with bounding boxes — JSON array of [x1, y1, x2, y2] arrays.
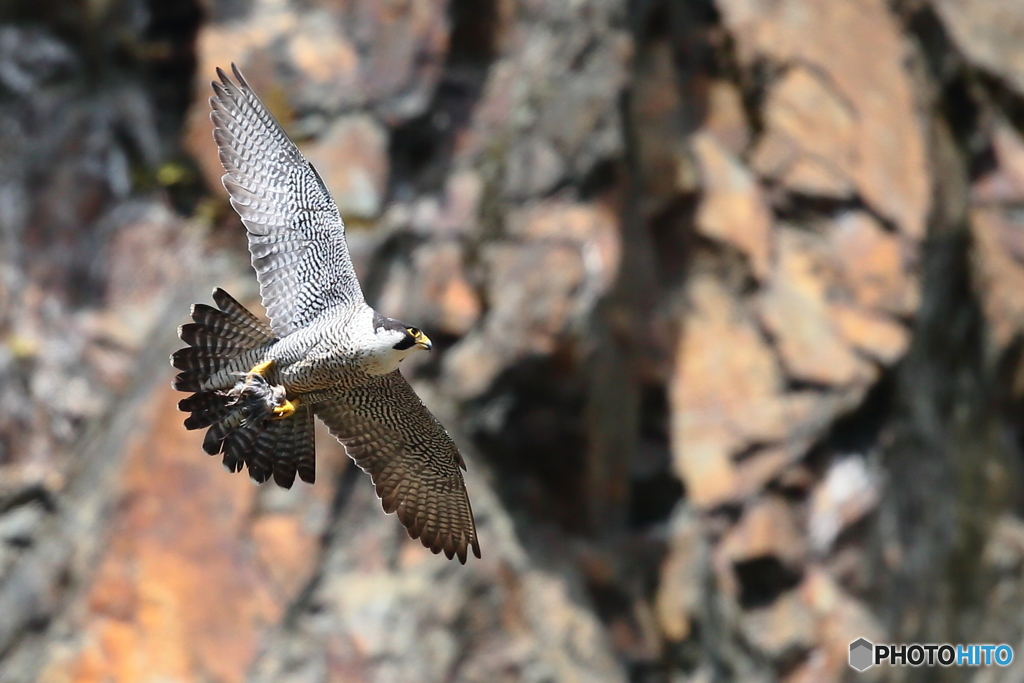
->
[[249, 359, 275, 377], [273, 398, 300, 419]]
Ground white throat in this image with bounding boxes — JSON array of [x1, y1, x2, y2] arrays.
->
[[357, 307, 422, 375]]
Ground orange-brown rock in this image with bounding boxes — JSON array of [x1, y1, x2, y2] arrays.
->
[[444, 241, 586, 398], [827, 304, 909, 366], [750, 65, 856, 199], [692, 131, 773, 280], [718, 0, 929, 239], [185, 0, 448, 194], [444, 200, 621, 398], [734, 446, 804, 498], [757, 227, 875, 386], [796, 568, 885, 683], [826, 211, 919, 317], [671, 274, 769, 507], [50, 383, 344, 683], [429, 170, 485, 236], [719, 495, 807, 568], [376, 240, 482, 338], [59, 386, 274, 683], [702, 79, 751, 157], [671, 266, 860, 507], [508, 200, 622, 292]]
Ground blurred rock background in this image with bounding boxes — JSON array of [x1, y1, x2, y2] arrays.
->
[[1, 0, 1024, 681]]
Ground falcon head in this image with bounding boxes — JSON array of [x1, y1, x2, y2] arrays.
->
[[393, 324, 433, 352], [372, 313, 433, 363]]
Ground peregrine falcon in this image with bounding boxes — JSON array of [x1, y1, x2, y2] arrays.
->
[[170, 65, 480, 563]]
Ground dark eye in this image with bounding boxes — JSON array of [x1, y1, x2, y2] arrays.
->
[[408, 327, 420, 336]]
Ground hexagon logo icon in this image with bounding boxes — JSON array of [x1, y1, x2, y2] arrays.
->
[[849, 638, 874, 671]]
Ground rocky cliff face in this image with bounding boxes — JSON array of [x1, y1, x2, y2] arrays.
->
[[2, 0, 1024, 682]]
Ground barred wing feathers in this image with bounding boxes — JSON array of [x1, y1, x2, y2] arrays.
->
[[315, 370, 481, 563], [210, 64, 364, 336]]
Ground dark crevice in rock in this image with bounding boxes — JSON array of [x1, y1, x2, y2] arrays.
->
[[903, 3, 1004, 178], [387, 0, 498, 200], [0, 485, 56, 516], [980, 72, 1024, 144], [469, 354, 590, 533], [803, 370, 896, 474], [360, 230, 426, 308], [0, 1, 89, 51], [828, 374, 894, 452], [577, 0, 688, 541], [733, 556, 803, 610], [448, 0, 499, 67], [770, 194, 875, 226], [873, 9, 1012, 647], [782, 377, 833, 393], [666, 0, 721, 135], [645, 195, 698, 291], [629, 384, 681, 530], [579, 157, 625, 200], [140, 0, 205, 212], [994, 340, 1024, 520], [0, 0, 202, 301], [877, 226, 999, 651]]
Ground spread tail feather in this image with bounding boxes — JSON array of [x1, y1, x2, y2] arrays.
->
[[204, 398, 314, 487], [172, 290, 315, 487], [172, 288, 275, 391]]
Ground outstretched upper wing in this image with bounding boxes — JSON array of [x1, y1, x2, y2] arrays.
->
[[210, 64, 364, 336], [314, 370, 481, 563]]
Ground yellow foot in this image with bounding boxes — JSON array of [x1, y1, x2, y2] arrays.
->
[[249, 359, 276, 377], [273, 397, 300, 419]]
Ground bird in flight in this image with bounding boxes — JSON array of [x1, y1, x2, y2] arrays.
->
[[170, 65, 480, 563]]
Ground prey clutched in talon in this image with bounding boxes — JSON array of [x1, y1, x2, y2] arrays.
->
[[222, 365, 291, 419], [241, 360, 299, 418]]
